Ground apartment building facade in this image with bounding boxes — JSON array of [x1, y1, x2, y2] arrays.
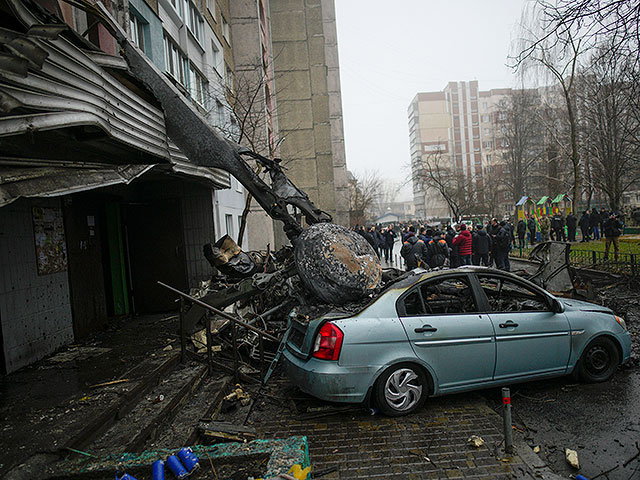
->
[[409, 81, 514, 220]]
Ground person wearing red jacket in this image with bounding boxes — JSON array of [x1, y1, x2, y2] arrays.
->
[[452, 224, 473, 265]]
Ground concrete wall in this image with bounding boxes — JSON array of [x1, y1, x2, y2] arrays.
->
[[0, 198, 74, 373], [321, 0, 349, 227], [270, 0, 348, 227]]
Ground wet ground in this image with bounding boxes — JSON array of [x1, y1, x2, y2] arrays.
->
[[0, 314, 180, 477], [481, 279, 640, 480], [3, 249, 639, 479]]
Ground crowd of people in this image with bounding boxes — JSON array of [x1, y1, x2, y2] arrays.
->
[[353, 206, 625, 271], [353, 219, 517, 272]]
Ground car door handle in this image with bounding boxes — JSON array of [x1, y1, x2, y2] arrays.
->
[[499, 322, 519, 328], [415, 325, 437, 333]]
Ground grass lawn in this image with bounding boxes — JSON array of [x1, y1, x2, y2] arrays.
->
[[512, 236, 640, 257], [571, 237, 640, 255]]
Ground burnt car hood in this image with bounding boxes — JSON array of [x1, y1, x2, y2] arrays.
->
[[561, 298, 613, 315]]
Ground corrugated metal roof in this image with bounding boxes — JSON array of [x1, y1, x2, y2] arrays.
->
[[0, 0, 231, 196]]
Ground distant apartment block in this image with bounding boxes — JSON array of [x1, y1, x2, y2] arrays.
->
[[408, 81, 512, 219]]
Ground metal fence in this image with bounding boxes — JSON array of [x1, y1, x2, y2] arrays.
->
[[568, 249, 638, 275], [511, 247, 638, 275]]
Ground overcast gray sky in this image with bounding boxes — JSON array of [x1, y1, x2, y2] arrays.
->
[[334, 0, 528, 201]]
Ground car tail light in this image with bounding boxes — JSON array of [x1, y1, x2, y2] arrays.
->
[[312, 322, 343, 361]]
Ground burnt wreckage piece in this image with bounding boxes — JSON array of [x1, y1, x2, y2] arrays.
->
[[89, 2, 382, 309]]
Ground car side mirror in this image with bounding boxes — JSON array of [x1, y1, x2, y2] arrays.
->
[[552, 299, 565, 313]]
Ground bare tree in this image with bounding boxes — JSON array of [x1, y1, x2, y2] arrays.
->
[[513, 0, 640, 71], [348, 170, 383, 226], [512, 6, 584, 212], [203, 58, 278, 245], [414, 151, 476, 222], [578, 47, 640, 211], [495, 89, 546, 211]]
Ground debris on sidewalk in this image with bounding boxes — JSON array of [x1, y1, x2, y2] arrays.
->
[[89, 379, 130, 389], [224, 385, 251, 406], [566, 448, 580, 469], [199, 421, 256, 443], [468, 435, 485, 448]]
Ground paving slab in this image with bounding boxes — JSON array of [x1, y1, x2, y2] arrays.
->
[[249, 379, 543, 479]]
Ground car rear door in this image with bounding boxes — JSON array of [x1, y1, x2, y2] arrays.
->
[[474, 273, 571, 381], [397, 274, 496, 391]]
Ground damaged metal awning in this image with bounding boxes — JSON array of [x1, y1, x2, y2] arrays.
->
[[0, 159, 231, 207], [0, 163, 153, 206]]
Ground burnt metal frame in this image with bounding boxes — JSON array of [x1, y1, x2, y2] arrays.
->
[[161, 281, 275, 382]]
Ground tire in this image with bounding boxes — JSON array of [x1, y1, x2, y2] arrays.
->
[[374, 363, 428, 416], [575, 337, 620, 383]]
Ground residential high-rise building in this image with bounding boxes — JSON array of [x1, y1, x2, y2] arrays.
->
[[409, 81, 512, 220]]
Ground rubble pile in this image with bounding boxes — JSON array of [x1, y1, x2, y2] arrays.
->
[[178, 226, 405, 382]]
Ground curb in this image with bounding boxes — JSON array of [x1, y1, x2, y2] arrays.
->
[[478, 402, 564, 480]]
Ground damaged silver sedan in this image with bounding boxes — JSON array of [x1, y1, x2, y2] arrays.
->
[[283, 267, 631, 416]]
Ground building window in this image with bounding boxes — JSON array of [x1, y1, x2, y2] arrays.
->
[[211, 40, 221, 75], [482, 114, 489, 122], [129, 13, 146, 51], [486, 154, 492, 163], [169, 0, 184, 17], [187, 2, 204, 43], [482, 102, 488, 110], [225, 214, 234, 238], [484, 127, 490, 135], [222, 15, 230, 43], [215, 99, 225, 126], [189, 64, 208, 107], [164, 34, 188, 87], [225, 64, 233, 91], [207, 0, 216, 19]]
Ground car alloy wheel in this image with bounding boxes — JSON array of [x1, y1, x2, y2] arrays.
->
[[375, 363, 427, 416], [577, 337, 620, 383]]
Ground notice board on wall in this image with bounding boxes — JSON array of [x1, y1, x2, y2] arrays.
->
[[32, 206, 68, 275]]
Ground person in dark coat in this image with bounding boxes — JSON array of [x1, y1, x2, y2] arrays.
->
[[487, 218, 500, 266], [589, 208, 601, 240], [383, 226, 396, 263], [427, 231, 449, 268], [566, 212, 577, 242], [453, 224, 473, 265], [472, 224, 490, 266], [400, 227, 429, 270], [526, 214, 537, 245], [599, 207, 607, 235], [516, 219, 527, 249], [579, 211, 591, 241], [603, 212, 623, 260], [363, 226, 376, 250], [494, 221, 512, 271]]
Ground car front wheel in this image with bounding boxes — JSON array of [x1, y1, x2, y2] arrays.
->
[[374, 363, 428, 416], [576, 337, 620, 383]]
